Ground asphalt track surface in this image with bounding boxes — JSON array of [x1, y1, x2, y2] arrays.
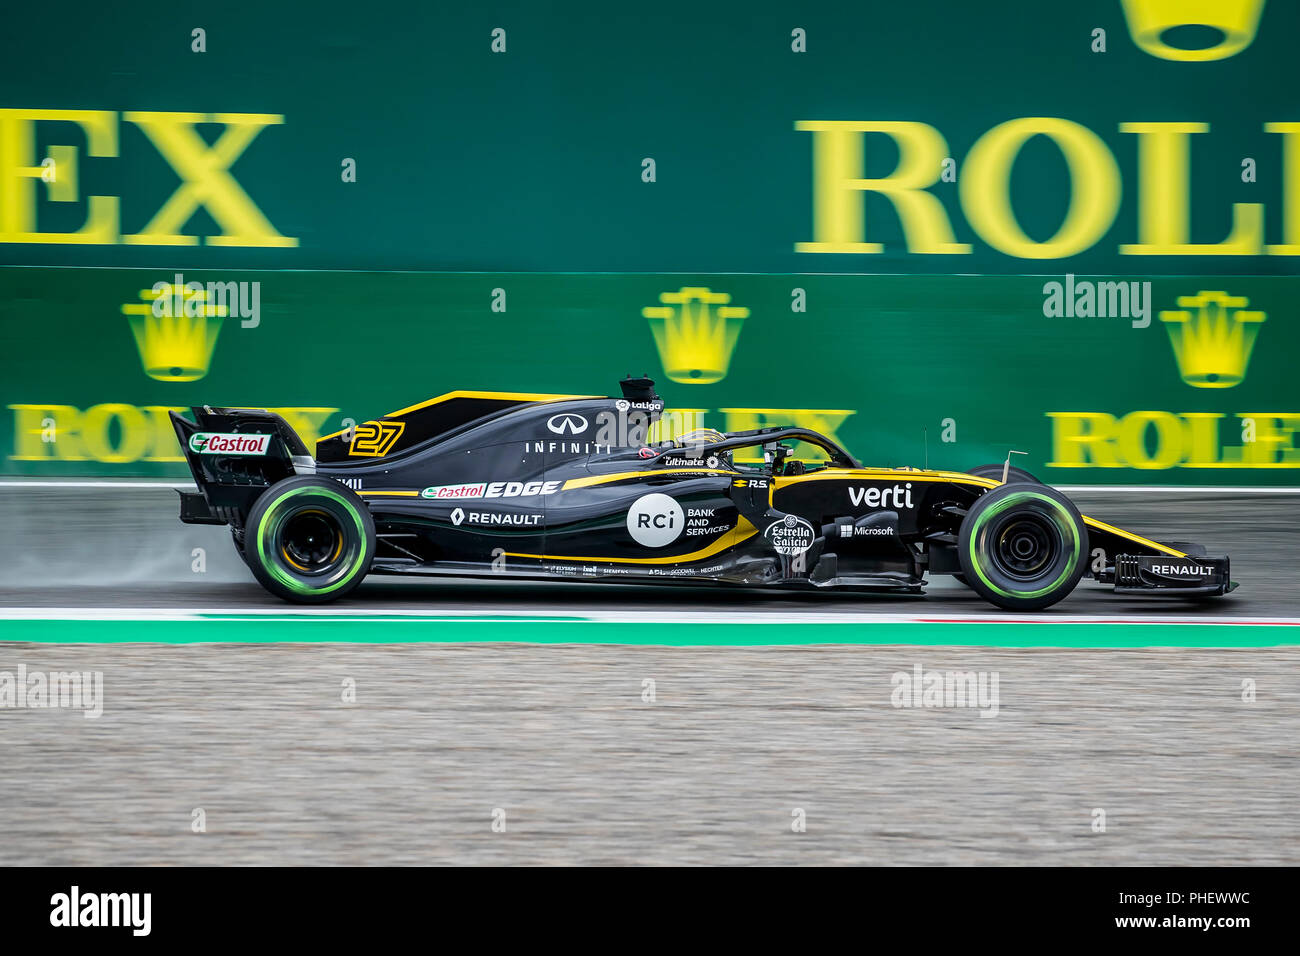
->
[[1, 484, 1298, 865]]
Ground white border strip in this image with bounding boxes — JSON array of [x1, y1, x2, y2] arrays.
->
[[0, 607, 1296, 626]]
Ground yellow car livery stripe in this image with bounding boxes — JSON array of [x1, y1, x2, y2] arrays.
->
[[774, 468, 1000, 490], [318, 391, 598, 442], [1082, 516, 1186, 557], [562, 468, 741, 490]]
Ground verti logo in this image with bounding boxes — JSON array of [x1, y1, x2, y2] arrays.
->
[[643, 287, 749, 385], [1120, 0, 1265, 62], [188, 432, 270, 455]]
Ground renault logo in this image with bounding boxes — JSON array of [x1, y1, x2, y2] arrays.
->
[[547, 413, 588, 435]]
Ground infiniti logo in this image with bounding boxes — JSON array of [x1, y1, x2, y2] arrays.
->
[[547, 413, 589, 435]]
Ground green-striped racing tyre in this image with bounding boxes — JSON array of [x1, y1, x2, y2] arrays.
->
[[952, 464, 1045, 588], [244, 476, 376, 603], [957, 484, 1086, 611]]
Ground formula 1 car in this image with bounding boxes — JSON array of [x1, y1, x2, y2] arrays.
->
[[170, 377, 1235, 610]]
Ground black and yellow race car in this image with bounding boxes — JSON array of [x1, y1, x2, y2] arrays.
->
[[170, 377, 1235, 610]]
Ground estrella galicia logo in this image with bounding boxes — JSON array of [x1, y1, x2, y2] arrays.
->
[[765, 513, 815, 556], [547, 413, 589, 436]]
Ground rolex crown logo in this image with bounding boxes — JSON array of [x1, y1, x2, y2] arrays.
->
[[1159, 290, 1265, 389], [122, 282, 227, 382], [643, 287, 749, 385], [1120, 0, 1265, 62]]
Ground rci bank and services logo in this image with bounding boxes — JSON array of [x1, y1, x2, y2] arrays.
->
[[1120, 0, 1265, 62], [1048, 289, 1297, 471]]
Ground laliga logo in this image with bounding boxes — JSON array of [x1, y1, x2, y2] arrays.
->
[[1120, 0, 1265, 62], [547, 413, 588, 435], [643, 287, 749, 385], [1160, 290, 1265, 388]]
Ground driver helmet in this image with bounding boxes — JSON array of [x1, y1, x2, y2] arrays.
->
[[676, 428, 732, 469]]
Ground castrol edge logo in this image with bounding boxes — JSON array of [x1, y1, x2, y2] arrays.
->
[[421, 480, 562, 500], [188, 432, 270, 455]]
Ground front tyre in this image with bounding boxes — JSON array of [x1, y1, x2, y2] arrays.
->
[[244, 477, 375, 603], [965, 462, 1042, 485], [958, 484, 1086, 611]]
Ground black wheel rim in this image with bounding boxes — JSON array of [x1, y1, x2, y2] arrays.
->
[[279, 509, 344, 573], [991, 515, 1060, 580]]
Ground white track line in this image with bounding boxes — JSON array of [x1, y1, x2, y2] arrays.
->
[[1, 607, 1297, 626]]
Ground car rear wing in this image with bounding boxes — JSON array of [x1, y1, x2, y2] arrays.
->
[[169, 407, 315, 527]]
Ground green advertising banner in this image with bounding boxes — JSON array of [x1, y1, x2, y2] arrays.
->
[[1, 0, 1297, 274], [2, 266, 1295, 483]]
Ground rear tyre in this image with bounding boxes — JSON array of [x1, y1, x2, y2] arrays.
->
[[966, 462, 1042, 485], [244, 476, 375, 603], [957, 484, 1086, 611]]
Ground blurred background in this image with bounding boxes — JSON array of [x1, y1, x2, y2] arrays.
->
[[0, 0, 1294, 485]]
